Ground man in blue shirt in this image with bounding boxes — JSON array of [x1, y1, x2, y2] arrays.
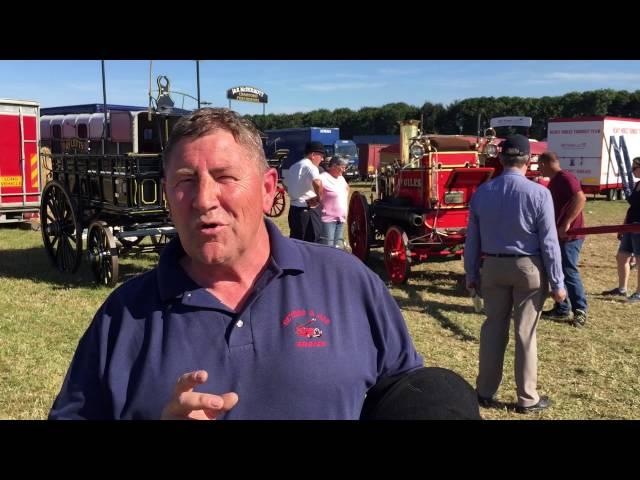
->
[[464, 135, 566, 414], [48, 108, 422, 420]]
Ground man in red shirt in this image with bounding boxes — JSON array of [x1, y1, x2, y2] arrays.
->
[[538, 152, 588, 327]]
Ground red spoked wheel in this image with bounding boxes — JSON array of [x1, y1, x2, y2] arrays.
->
[[347, 191, 371, 262], [267, 186, 286, 218], [384, 225, 411, 285]]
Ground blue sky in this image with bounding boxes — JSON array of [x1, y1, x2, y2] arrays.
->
[[2, 60, 640, 115]]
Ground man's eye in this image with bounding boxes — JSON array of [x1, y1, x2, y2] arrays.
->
[[217, 176, 237, 182]]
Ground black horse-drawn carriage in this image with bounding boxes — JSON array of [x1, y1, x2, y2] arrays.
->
[[39, 104, 183, 286]]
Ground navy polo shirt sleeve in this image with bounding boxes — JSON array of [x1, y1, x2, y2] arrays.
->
[[366, 275, 423, 381]]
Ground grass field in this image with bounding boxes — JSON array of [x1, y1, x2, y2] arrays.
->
[[0, 184, 638, 419]]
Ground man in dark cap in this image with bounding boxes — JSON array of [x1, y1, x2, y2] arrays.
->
[[464, 135, 566, 414], [283, 141, 325, 242]]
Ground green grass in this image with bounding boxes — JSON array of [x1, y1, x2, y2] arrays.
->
[[0, 186, 638, 419]]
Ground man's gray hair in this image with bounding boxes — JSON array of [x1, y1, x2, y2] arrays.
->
[[499, 153, 529, 168], [163, 107, 268, 172]]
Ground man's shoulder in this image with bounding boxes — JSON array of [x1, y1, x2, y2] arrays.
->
[[104, 268, 160, 308], [292, 241, 378, 279], [560, 170, 582, 189]]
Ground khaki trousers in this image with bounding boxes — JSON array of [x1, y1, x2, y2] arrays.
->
[[476, 256, 548, 407]]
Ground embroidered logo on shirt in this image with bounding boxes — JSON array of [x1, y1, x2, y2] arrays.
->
[[282, 309, 331, 348]]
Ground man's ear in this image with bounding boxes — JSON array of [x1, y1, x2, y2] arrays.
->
[[262, 168, 278, 214]]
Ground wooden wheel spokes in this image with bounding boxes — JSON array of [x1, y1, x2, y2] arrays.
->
[[347, 192, 371, 262], [87, 221, 119, 287], [40, 180, 83, 273], [384, 225, 411, 285], [267, 188, 286, 218]]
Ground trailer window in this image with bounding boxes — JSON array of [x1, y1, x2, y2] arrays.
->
[[77, 124, 88, 139]]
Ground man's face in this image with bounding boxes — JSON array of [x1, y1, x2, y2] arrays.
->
[[538, 159, 552, 177], [163, 131, 277, 268], [310, 151, 325, 166]]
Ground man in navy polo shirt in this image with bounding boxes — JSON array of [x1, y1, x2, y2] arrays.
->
[[49, 108, 422, 420]]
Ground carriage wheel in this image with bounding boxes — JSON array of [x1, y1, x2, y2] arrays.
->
[[87, 221, 119, 287], [384, 225, 411, 285], [267, 187, 286, 218], [347, 191, 371, 262], [40, 180, 83, 273]]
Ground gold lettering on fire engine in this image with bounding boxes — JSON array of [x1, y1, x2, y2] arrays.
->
[[402, 178, 422, 188]]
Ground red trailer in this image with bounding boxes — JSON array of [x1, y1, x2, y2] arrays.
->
[[0, 99, 41, 223], [357, 143, 390, 180]]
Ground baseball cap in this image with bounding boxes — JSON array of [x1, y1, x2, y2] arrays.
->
[[501, 134, 530, 156]]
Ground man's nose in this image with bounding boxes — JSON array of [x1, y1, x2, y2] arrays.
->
[[192, 175, 220, 211]]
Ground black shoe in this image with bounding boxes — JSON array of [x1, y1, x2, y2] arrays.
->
[[515, 395, 552, 414], [541, 308, 571, 322], [477, 394, 499, 408], [601, 287, 627, 297], [573, 309, 587, 328]]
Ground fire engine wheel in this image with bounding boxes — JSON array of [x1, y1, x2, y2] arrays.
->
[[347, 191, 371, 262], [40, 180, 83, 274], [384, 225, 411, 285], [87, 221, 119, 287], [267, 187, 286, 218]]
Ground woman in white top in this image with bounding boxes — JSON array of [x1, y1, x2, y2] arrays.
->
[[319, 155, 350, 248]]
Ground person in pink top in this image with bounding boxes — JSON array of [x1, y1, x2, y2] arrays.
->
[[319, 155, 350, 248]]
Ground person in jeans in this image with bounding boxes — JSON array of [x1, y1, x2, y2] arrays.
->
[[465, 135, 566, 414], [319, 155, 349, 248], [538, 152, 588, 327], [602, 156, 640, 303]]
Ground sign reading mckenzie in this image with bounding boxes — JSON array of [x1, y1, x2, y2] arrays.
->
[[226, 86, 268, 104]]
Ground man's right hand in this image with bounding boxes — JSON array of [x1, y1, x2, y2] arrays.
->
[[161, 370, 239, 420], [306, 196, 320, 208], [551, 287, 567, 303]]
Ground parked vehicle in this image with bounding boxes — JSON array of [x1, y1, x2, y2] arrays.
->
[[264, 127, 360, 181], [357, 143, 392, 180], [347, 120, 494, 284], [477, 116, 548, 183], [546, 116, 640, 200], [0, 99, 41, 224]]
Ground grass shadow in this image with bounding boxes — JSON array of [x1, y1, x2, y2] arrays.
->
[[0, 246, 157, 288]]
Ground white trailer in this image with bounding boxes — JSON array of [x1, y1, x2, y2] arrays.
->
[[547, 116, 640, 200]]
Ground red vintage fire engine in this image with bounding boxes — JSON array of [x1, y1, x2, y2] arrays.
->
[[477, 116, 548, 184], [347, 121, 494, 284]]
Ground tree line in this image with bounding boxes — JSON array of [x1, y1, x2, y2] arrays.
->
[[245, 89, 640, 141]]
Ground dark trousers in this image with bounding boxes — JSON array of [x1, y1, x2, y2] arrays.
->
[[288, 206, 322, 243], [554, 239, 587, 315]]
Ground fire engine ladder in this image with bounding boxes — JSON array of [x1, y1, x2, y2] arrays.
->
[[19, 107, 40, 207], [610, 135, 634, 200]]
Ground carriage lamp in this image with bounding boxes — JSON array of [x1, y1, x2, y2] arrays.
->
[[484, 143, 498, 158], [410, 142, 425, 160]]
